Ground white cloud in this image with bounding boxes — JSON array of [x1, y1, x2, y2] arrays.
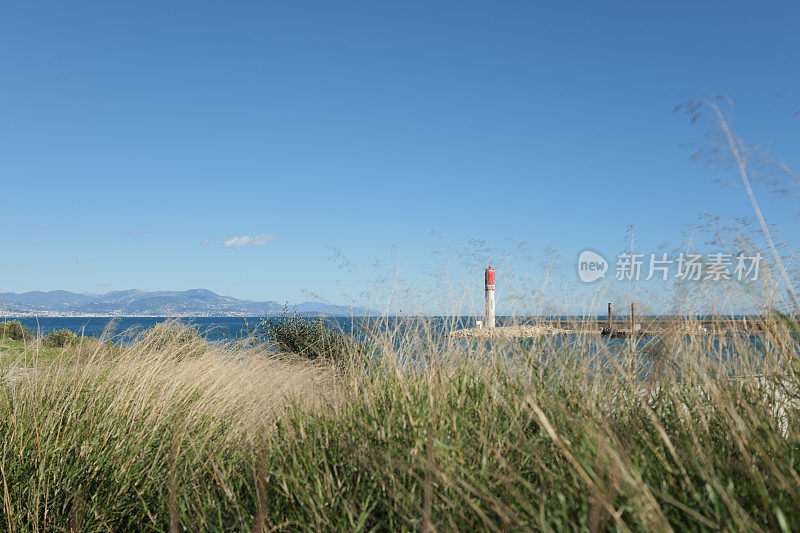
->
[[201, 233, 278, 248]]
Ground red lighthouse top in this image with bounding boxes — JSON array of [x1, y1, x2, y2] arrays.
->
[[485, 266, 495, 290]]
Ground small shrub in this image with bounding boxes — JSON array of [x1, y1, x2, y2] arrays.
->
[[139, 321, 207, 359], [43, 329, 78, 348], [255, 309, 370, 365], [0, 320, 31, 341], [72, 336, 119, 359]]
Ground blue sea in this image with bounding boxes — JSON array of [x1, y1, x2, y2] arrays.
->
[[9, 316, 349, 343], [5, 316, 772, 378], [7, 316, 482, 343], [5, 315, 765, 360], [6, 315, 763, 343]]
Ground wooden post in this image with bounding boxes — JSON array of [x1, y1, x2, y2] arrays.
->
[[630, 302, 635, 333], [607, 302, 612, 330]]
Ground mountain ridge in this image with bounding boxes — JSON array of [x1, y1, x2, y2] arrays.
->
[[0, 289, 374, 317]]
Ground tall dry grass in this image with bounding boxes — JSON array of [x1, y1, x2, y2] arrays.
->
[[1, 322, 340, 530], [1, 312, 799, 531]]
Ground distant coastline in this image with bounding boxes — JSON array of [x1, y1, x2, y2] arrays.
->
[[0, 288, 375, 317], [0, 312, 299, 318]]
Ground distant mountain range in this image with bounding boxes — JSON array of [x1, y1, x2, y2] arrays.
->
[[0, 289, 374, 317]]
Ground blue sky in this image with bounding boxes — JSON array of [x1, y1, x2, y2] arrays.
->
[[2, 1, 799, 313]]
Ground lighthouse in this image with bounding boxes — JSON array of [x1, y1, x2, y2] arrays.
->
[[485, 266, 496, 328]]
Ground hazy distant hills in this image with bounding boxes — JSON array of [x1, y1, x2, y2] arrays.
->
[[0, 289, 374, 317]]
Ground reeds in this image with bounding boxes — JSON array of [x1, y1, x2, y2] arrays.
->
[[1, 313, 799, 530]]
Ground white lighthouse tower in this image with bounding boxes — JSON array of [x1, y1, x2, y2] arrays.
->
[[485, 266, 496, 328]]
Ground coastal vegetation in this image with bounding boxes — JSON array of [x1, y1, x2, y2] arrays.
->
[[252, 308, 372, 368], [2, 313, 800, 531], [41, 328, 79, 348], [0, 320, 31, 341]]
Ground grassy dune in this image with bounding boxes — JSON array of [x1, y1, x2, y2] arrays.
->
[[1, 316, 800, 531]]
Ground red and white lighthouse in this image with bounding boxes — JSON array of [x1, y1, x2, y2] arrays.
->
[[485, 266, 496, 328]]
